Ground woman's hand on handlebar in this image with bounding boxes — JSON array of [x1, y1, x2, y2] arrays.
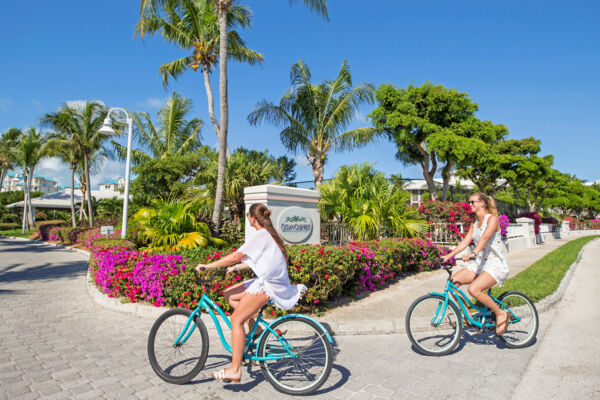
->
[[441, 254, 452, 263], [195, 264, 207, 273], [226, 265, 239, 275]]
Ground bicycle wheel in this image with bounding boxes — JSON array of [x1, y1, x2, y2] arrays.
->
[[497, 291, 539, 348], [257, 316, 333, 395], [405, 294, 462, 356], [147, 308, 209, 384]]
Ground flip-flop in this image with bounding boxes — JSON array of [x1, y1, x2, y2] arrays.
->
[[212, 369, 241, 383], [496, 312, 510, 335]]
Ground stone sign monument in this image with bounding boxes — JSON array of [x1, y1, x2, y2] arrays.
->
[[243, 184, 320, 245]]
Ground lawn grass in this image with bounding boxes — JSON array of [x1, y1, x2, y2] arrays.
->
[[491, 235, 600, 302], [0, 229, 36, 238]]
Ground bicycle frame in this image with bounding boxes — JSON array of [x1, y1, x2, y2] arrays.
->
[[430, 278, 519, 329], [172, 293, 331, 362]]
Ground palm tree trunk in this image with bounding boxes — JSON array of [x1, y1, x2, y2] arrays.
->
[[203, 69, 231, 159], [0, 166, 6, 192], [84, 154, 94, 227], [310, 155, 325, 189], [211, 0, 231, 231], [27, 173, 35, 229], [21, 173, 28, 233], [70, 166, 76, 228]]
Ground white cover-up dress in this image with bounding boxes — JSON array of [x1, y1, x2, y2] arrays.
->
[[463, 213, 510, 285], [236, 229, 306, 310]]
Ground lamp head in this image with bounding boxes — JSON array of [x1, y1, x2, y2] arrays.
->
[[98, 117, 115, 134]]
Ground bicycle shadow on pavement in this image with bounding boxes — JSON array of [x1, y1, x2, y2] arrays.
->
[[408, 328, 538, 356], [190, 338, 350, 394]]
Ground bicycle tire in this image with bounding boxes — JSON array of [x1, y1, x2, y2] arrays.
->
[[147, 308, 209, 384], [257, 316, 333, 395], [497, 291, 539, 348], [405, 294, 462, 356]]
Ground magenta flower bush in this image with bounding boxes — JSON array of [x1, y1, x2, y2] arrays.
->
[[498, 214, 510, 237], [88, 237, 451, 314]]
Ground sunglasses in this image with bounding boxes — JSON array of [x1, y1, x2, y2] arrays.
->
[[468, 200, 481, 205]]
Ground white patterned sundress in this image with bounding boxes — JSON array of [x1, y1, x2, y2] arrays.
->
[[463, 213, 510, 285]]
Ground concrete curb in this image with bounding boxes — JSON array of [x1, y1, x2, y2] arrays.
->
[[533, 237, 598, 313], [3, 235, 598, 336]]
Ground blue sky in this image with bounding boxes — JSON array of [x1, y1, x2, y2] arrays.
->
[[1, 0, 599, 188]]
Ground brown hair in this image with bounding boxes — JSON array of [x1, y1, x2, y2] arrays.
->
[[471, 192, 498, 216], [248, 203, 287, 258]]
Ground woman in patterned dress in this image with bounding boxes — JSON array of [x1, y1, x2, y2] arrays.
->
[[441, 193, 510, 335]]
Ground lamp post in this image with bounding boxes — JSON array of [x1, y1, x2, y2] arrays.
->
[[99, 108, 132, 239]]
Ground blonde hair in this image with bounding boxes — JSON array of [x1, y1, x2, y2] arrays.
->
[[471, 192, 498, 216], [248, 203, 287, 258]]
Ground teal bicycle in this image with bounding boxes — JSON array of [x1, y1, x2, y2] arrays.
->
[[405, 262, 539, 356], [147, 268, 334, 395]]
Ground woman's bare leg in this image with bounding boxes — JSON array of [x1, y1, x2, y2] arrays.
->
[[224, 283, 261, 334], [451, 268, 477, 287], [219, 292, 268, 380], [467, 272, 509, 334], [224, 282, 246, 309]]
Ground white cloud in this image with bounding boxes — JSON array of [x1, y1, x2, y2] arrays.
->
[[138, 97, 167, 110], [295, 154, 310, 166], [90, 158, 127, 189], [0, 98, 12, 112], [355, 111, 367, 122], [66, 99, 106, 111], [39, 157, 64, 171]]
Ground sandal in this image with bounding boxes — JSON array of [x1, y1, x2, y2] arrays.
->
[[496, 311, 510, 335], [212, 369, 241, 383]]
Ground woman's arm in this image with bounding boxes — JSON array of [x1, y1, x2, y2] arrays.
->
[[196, 251, 246, 272], [442, 224, 474, 261], [471, 215, 499, 256], [226, 262, 250, 274]]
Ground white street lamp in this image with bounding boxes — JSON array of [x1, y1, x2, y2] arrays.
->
[[99, 107, 133, 239]]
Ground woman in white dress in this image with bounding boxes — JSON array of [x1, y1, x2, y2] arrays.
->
[[195, 203, 306, 383], [441, 193, 510, 335]]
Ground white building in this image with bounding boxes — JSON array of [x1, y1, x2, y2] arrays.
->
[[403, 176, 476, 206], [583, 180, 600, 186], [98, 177, 125, 192], [1, 173, 59, 195]]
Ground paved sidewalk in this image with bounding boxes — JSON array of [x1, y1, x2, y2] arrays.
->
[[0, 235, 597, 399], [513, 238, 600, 399], [323, 236, 590, 334]]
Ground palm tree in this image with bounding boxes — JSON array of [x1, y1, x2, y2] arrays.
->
[[41, 133, 79, 227], [319, 164, 427, 240], [136, 0, 262, 159], [0, 128, 22, 192], [140, 0, 328, 229], [248, 60, 378, 188], [40, 101, 115, 227], [111, 92, 203, 165], [15, 128, 47, 231], [132, 198, 228, 251]]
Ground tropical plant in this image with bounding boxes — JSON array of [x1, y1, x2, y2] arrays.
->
[[0, 128, 22, 192], [40, 132, 80, 227], [112, 92, 203, 165], [131, 150, 214, 206], [15, 128, 47, 230], [132, 198, 228, 251], [136, 0, 262, 159], [319, 163, 427, 240], [193, 147, 296, 224], [248, 60, 377, 188], [40, 101, 116, 226]]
